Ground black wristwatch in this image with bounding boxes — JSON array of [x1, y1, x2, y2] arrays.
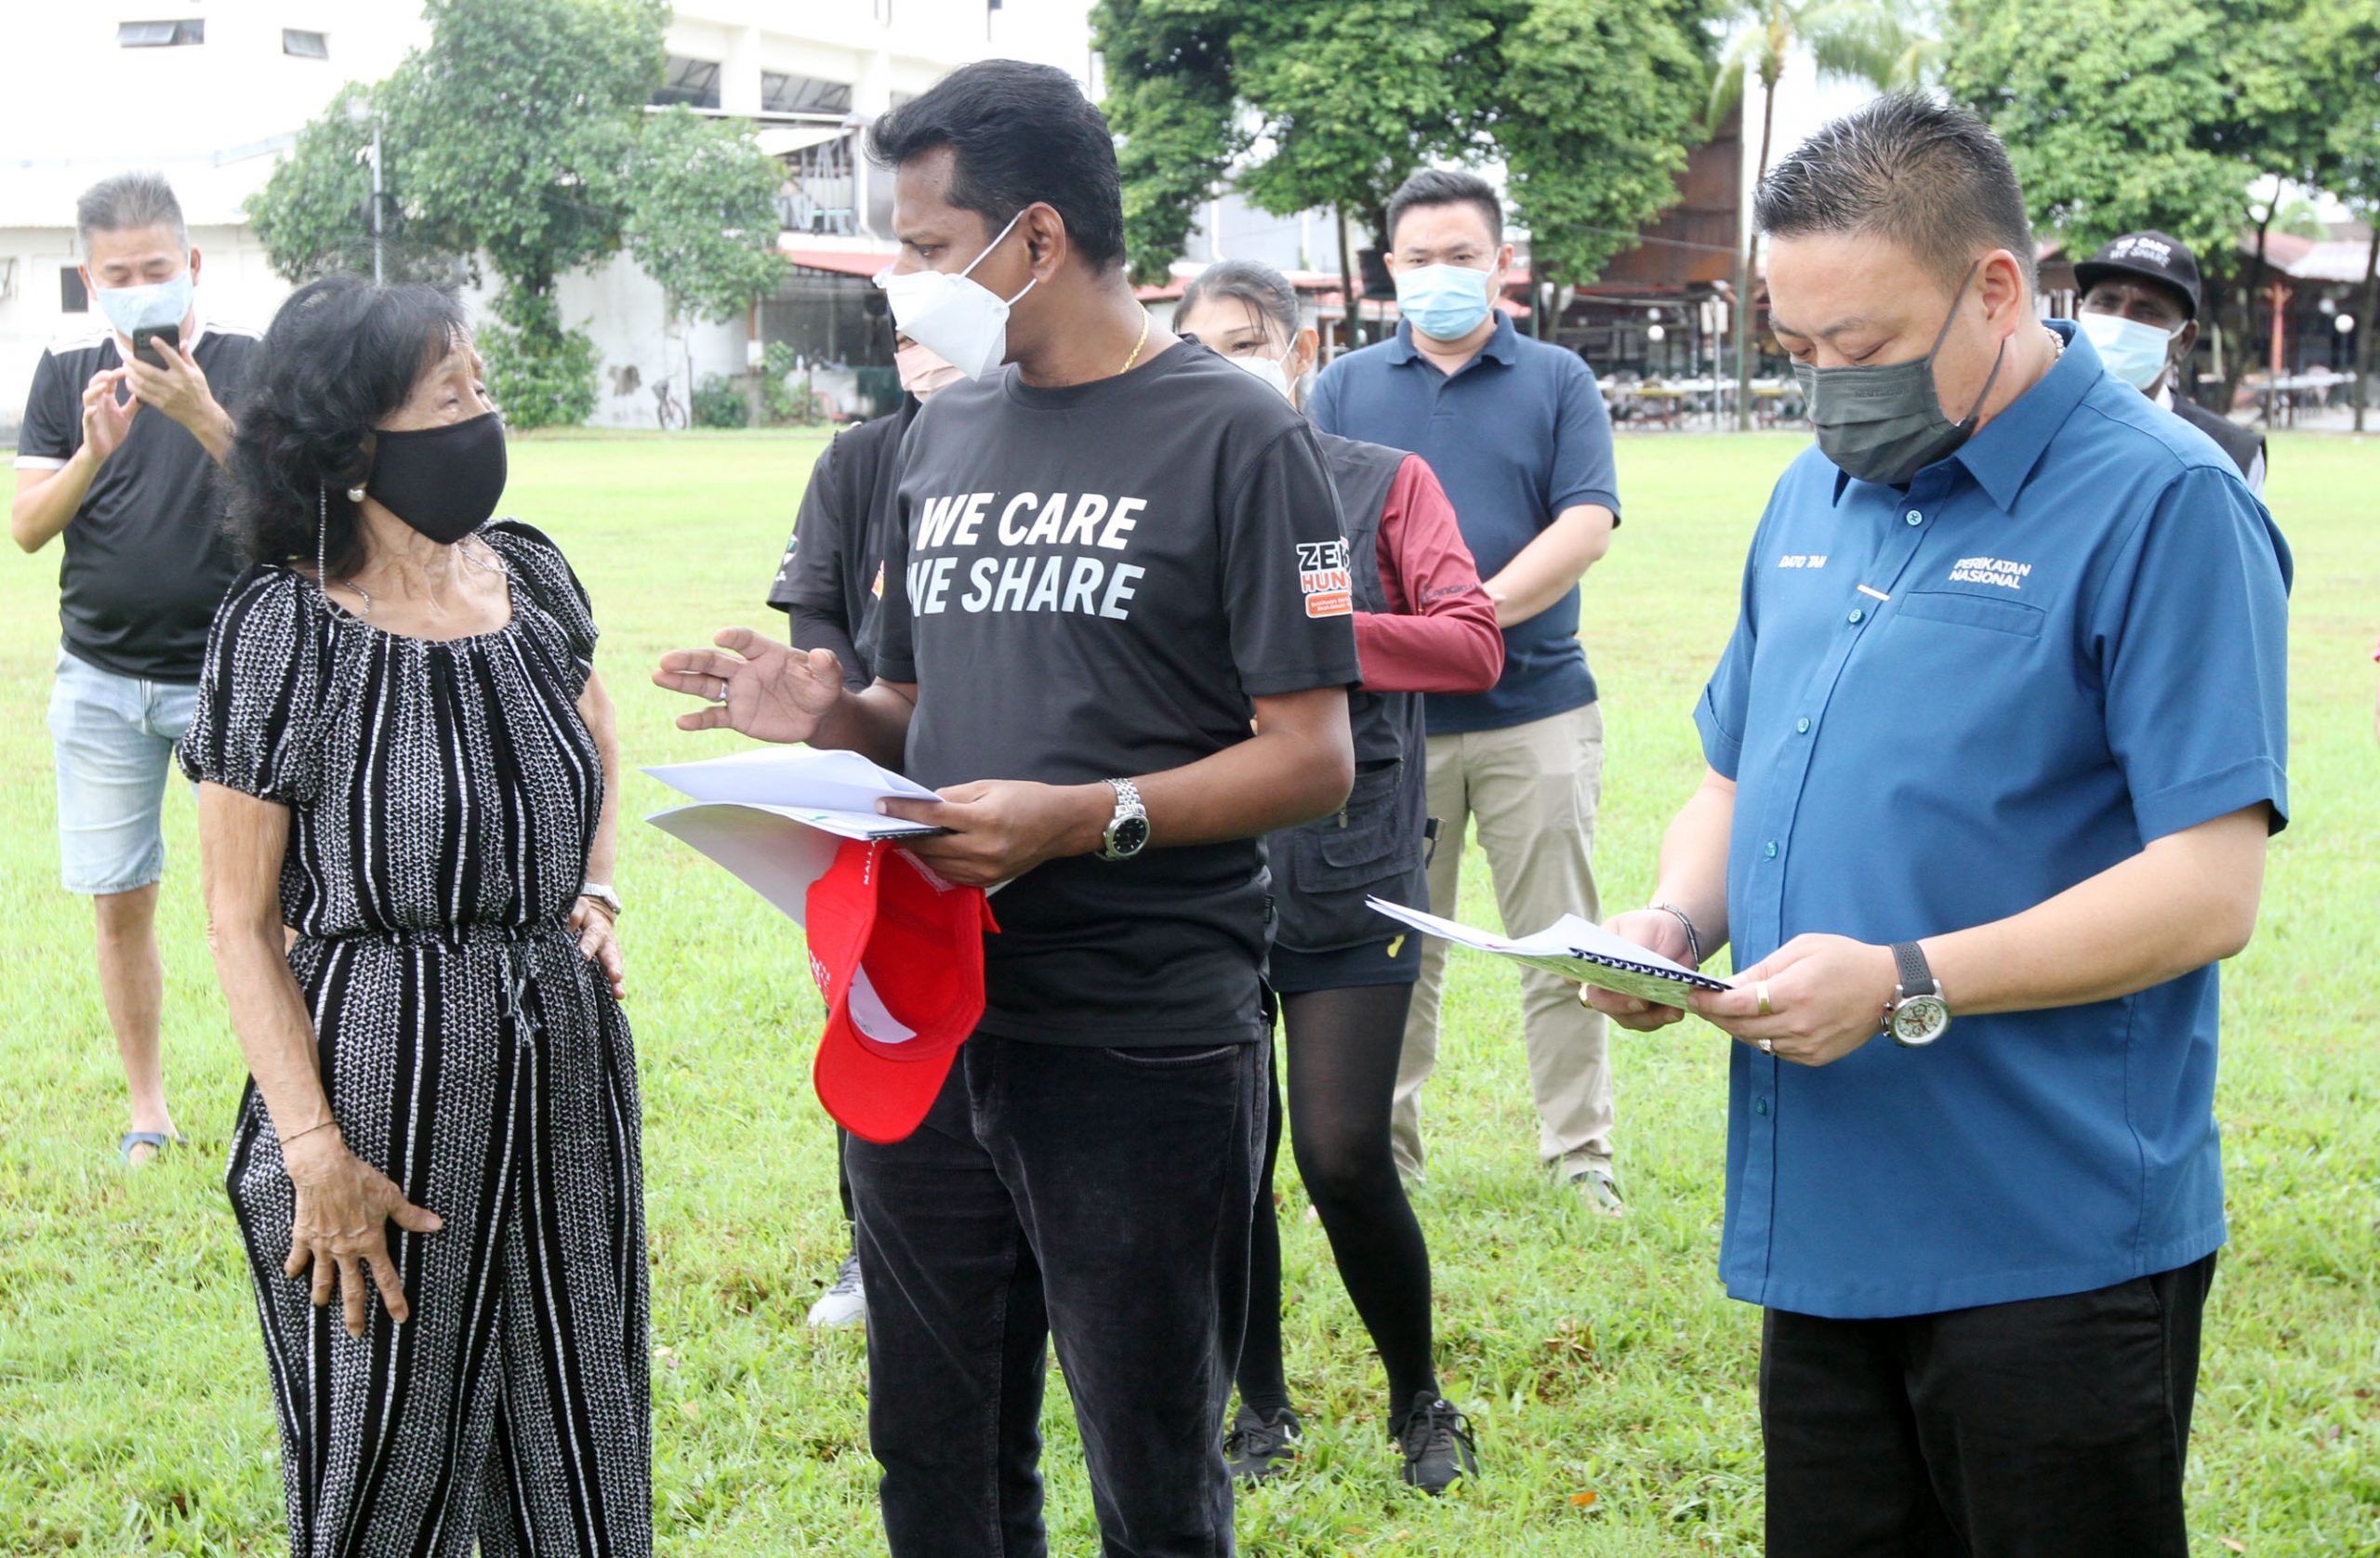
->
[[1098, 777, 1150, 861], [1884, 941, 1950, 1048]]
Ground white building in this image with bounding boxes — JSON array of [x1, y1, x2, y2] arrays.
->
[[0, 0, 1092, 439]]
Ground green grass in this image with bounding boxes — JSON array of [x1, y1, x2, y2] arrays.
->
[[2, 429, 2374, 1554]]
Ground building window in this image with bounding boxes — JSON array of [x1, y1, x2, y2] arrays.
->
[[653, 55, 721, 110], [117, 20, 205, 47], [283, 29, 329, 59], [60, 267, 89, 313], [761, 73, 853, 114]]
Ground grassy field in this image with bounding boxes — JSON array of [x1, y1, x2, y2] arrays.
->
[[1, 428, 2374, 1555]]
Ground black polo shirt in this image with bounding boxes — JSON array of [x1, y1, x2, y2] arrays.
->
[[15, 318, 257, 683]]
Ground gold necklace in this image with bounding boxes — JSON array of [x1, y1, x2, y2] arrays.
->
[[1119, 310, 1151, 375]]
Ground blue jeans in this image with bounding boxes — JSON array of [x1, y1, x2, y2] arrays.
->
[[47, 650, 197, 895], [846, 1033, 1267, 1558]]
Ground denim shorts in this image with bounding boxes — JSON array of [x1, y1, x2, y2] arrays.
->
[[46, 649, 198, 895]]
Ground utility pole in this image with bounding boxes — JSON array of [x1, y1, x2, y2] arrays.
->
[[369, 118, 385, 285]]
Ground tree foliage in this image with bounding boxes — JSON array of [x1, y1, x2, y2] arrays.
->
[[249, 0, 788, 427], [1502, 0, 1713, 297], [623, 107, 793, 324], [1092, 0, 1714, 293], [1943, 0, 2263, 261]]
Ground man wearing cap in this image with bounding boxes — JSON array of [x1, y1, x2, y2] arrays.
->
[[1588, 97, 2288, 1555], [659, 59, 1358, 1558], [2074, 230, 2268, 494]]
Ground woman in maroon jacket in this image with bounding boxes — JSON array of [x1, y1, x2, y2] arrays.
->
[[1176, 260, 1502, 1495]]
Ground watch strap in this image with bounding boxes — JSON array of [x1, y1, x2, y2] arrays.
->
[[1889, 940, 1935, 1002], [1100, 778, 1147, 859]]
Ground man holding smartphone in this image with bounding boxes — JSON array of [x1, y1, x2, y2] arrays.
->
[[9, 171, 255, 1164]]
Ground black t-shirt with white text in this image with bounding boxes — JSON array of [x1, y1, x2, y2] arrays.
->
[[16, 321, 257, 682], [874, 342, 1362, 1045]]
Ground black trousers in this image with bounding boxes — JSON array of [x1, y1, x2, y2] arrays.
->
[[1761, 1254, 2217, 1558], [845, 1032, 1266, 1558]]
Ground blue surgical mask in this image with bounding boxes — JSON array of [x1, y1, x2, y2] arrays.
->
[[94, 267, 193, 339], [2078, 310, 2182, 392], [1395, 263, 1494, 341]]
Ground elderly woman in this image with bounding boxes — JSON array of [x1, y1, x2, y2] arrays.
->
[[181, 274, 647, 1555]]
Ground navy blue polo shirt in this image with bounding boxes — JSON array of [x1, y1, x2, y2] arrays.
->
[[1311, 314, 1620, 733], [1696, 321, 2290, 1320]]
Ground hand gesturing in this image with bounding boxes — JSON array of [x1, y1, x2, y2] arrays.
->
[[653, 627, 845, 745]]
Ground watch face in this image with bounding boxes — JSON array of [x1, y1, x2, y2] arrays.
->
[[1890, 995, 1950, 1046], [1110, 815, 1151, 857]]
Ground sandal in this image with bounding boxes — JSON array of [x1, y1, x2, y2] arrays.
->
[[119, 1130, 189, 1165]]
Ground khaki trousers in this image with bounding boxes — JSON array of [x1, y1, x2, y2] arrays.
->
[[1393, 700, 1612, 1178]]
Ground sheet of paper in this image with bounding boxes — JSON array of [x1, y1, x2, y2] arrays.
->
[[642, 745, 941, 813], [1366, 897, 1729, 1004], [648, 802, 844, 928]]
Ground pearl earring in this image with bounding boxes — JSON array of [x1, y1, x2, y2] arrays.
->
[[346, 484, 367, 503]]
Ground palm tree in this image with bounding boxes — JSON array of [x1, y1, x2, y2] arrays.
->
[[1712, 1, 1936, 429]]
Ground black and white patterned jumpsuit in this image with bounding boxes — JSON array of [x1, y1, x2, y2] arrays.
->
[[178, 521, 649, 1557]]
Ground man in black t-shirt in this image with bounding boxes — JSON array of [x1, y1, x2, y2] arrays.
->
[[662, 62, 1358, 1557], [9, 172, 253, 1165]]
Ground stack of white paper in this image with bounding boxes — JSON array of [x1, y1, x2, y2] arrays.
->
[[642, 746, 954, 927], [1366, 897, 1730, 1005], [643, 746, 945, 841]]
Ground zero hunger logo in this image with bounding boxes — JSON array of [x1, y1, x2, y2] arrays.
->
[[1298, 537, 1355, 619]]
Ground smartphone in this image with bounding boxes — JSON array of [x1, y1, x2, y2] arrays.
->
[[130, 323, 179, 369]]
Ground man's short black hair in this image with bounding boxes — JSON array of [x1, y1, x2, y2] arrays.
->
[[1385, 168, 1504, 249], [1754, 92, 2037, 294], [866, 59, 1126, 271]]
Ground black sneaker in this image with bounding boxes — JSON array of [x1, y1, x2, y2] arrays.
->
[[1395, 1393, 1477, 1494], [1223, 1405, 1303, 1484]]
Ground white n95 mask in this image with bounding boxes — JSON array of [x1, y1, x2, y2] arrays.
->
[[875, 211, 1037, 382], [1226, 350, 1292, 401]]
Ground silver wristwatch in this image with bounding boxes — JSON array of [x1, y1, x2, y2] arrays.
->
[[578, 881, 624, 919], [1098, 778, 1150, 861], [1884, 940, 1950, 1047]]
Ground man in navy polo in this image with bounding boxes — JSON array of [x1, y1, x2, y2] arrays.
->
[[1589, 96, 2288, 1555], [1311, 168, 1626, 1210]]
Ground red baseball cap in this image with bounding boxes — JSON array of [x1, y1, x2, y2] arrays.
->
[[806, 838, 999, 1143]]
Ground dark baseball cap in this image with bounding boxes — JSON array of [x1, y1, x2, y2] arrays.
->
[[2073, 231, 2202, 321]]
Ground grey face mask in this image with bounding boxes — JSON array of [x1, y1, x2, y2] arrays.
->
[[1791, 260, 2006, 488]]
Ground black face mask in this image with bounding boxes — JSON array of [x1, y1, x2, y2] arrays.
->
[[365, 410, 508, 544]]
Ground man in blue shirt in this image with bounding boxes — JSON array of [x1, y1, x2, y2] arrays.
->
[[1311, 170, 1627, 1209], [1589, 96, 2288, 1555]]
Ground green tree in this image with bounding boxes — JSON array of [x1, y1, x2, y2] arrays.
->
[[622, 107, 794, 411], [1096, 0, 1714, 348], [250, 0, 789, 429], [1946, 0, 2366, 410], [1096, 0, 1513, 341], [1501, 0, 1712, 337], [1711, 0, 1929, 428], [2307, 0, 2380, 429], [381, 0, 665, 427]]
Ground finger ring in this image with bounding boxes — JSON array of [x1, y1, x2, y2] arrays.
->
[[1755, 979, 1774, 1017], [711, 677, 729, 704], [1759, 1037, 1775, 1055]]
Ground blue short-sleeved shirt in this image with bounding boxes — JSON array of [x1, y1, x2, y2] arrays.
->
[[1311, 314, 1620, 733], [1695, 322, 2291, 1320]]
